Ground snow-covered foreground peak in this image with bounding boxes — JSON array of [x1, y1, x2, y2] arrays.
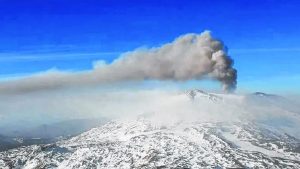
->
[[1, 89, 300, 168], [1, 118, 300, 169]]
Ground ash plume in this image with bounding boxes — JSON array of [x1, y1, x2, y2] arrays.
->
[[0, 31, 237, 94]]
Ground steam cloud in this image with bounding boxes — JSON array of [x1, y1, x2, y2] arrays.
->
[[0, 31, 237, 94]]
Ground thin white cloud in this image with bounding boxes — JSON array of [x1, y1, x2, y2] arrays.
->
[[231, 47, 300, 53], [0, 52, 122, 62]]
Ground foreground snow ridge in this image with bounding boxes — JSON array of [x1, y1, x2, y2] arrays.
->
[[1, 117, 300, 169], [1, 90, 300, 168]]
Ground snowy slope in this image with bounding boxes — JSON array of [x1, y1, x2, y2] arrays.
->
[[1, 90, 300, 169], [1, 118, 299, 169]]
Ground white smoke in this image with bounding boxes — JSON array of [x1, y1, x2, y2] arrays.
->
[[1, 89, 299, 138], [0, 31, 237, 94]]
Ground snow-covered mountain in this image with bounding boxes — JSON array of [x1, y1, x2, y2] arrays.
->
[[1, 90, 300, 169], [185, 89, 223, 102], [0, 118, 108, 152]]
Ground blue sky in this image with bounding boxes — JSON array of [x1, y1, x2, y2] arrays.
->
[[0, 0, 300, 93]]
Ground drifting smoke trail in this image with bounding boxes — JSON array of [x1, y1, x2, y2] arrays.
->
[[0, 31, 237, 94]]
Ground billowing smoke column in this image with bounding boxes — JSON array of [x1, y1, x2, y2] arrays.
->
[[0, 31, 237, 94], [102, 31, 237, 91]]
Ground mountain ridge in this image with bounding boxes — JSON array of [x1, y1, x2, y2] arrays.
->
[[1, 89, 300, 168]]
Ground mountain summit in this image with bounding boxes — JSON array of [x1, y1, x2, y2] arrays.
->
[[0, 90, 300, 169]]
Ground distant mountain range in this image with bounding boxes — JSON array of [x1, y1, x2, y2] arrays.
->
[[0, 118, 108, 151]]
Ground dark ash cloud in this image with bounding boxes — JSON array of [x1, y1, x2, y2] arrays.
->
[[0, 31, 237, 94]]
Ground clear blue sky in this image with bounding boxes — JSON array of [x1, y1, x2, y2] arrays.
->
[[0, 0, 300, 93]]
